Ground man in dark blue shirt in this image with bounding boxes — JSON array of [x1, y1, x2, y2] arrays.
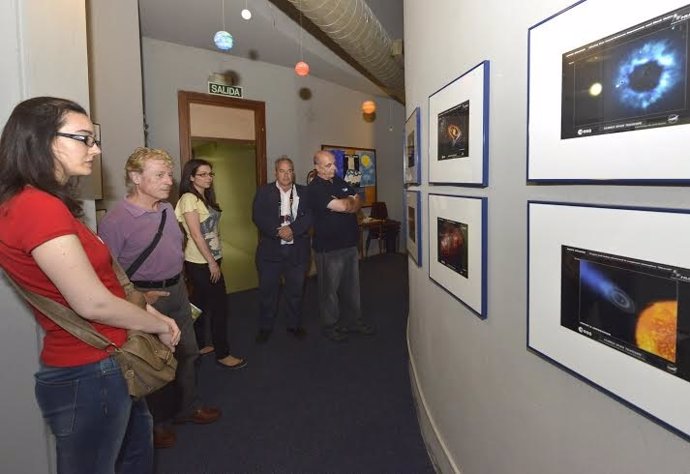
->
[[308, 150, 375, 342]]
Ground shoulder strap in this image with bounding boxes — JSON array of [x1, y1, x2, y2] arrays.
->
[[125, 208, 167, 278], [4, 275, 113, 351]]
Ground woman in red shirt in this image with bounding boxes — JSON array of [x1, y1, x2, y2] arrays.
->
[[0, 97, 181, 473]]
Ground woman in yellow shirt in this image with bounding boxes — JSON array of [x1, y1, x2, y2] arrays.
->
[[175, 159, 245, 369]]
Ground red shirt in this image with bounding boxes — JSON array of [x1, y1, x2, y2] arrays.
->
[[0, 187, 127, 366]]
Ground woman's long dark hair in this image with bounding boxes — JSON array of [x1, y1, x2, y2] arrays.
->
[[179, 159, 221, 211], [0, 97, 89, 217]]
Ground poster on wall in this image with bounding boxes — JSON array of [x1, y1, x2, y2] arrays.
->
[[404, 107, 422, 185], [321, 145, 377, 207], [428, 60, 489, 186], [528, 0, 690, 182], [528, 201, 690, 438], [428, 194, 487, 318], [406, 190, 422, 266]]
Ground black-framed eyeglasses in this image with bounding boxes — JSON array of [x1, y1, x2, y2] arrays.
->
[[195, 172, 215, 177], [56, 132, 101, 148]]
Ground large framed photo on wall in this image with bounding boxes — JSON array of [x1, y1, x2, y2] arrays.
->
[[528, 0, 690, 182], [404, 107, 421, 185], [429, 194, 487, 318], [428, 61, 490, 186], [528, 201, 690, 439], [406, 190, 422, 266], [320, 145, 377, 207]]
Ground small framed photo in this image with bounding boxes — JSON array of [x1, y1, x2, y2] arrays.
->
[[529, 201, 690, 438], [429, 193, 487, 318], [528, 1, 690, 182], [428, 61, 490, 186], [404, 107, 421, 185], [406, 190, 422, 266]]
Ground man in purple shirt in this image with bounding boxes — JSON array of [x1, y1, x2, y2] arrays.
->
[[99, 147, 221, 448]]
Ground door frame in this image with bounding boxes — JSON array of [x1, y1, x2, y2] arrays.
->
[[177, 90, 267, 185]]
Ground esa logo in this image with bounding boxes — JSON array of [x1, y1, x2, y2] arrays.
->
[[578, 326, 592, 336], [577, 128, 592, 136]]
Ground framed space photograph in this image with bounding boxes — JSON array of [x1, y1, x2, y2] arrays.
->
[[528, 0, 690, 182], [321, 145, 377, 207], [406, 190, 422, 266], [404, 107, 421, 185], [429, 194, 487, 318], [528, 201, 690, 438], [428, 60, 490, 186]]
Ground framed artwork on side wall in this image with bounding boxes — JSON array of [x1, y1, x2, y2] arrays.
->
[[321, 145, 377, 207], [428, 193, 487, 318], [404, 107, 421, 185], [528, 0, 690, 182], [428, 60, 490, 186], [529, 201, 690, 439], [406, 190, 422, 266]]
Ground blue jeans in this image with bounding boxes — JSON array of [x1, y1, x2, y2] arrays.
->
[[34, 357, 153, 474]]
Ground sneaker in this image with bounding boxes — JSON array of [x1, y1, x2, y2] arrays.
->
[[350, 322, 376, 335], [322, 325, 348, 342]]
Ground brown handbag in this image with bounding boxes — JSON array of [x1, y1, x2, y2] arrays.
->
[[6, 259, 177, 399]]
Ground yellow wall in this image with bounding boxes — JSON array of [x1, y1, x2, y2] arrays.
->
[[193, 141, 258, 293]]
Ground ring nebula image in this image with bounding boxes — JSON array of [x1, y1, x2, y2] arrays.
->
[[615, 39, 683, 111]]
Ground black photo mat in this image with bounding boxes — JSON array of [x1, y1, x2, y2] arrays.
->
[[437, 217, 468, 278], [561, 245, 690, 381], [437, 100, 470, 160]]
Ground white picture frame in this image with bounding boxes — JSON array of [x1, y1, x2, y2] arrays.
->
[[528, 0, 690, 182], [528, 201, 690, 438], [404, 107, 422, 185], [428, 61, 490, 186], [406, 190, 422, 266], [429, 194, 487, 318]]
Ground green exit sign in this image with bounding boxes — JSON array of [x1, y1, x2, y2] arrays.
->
[[208, 82, 243, 98]]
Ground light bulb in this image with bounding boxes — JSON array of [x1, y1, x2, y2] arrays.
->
[[361, 100, 376, 114], [214, 31, 234, 50], [241, 8, 252, 20], [295, 61, 310, 77]]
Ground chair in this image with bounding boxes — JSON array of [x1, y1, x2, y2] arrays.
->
[[364, 202, 400, 257]]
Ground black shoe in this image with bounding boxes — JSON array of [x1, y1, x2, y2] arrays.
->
[[322, 325, 348, 342], [255, 329, 272, 343], [287, 327, 307, 339], [350, 322, 376, 336]]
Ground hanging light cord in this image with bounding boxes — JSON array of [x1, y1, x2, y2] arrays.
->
[[222, 0, 226, 30], [299, 0, 304, 60]]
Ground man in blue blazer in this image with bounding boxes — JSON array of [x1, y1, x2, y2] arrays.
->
[[252, 156, 312, 343]]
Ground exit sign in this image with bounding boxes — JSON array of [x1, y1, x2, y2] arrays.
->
[[208, 82, 243, 98]]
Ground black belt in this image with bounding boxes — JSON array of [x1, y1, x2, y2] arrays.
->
[[131, 273, 181, 289]]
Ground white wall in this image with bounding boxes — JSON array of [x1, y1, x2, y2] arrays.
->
[[405, 0, 690, 473], [88, 0, 145, 210], [141, 38, 405, 225], [1, 1, 91, 472]]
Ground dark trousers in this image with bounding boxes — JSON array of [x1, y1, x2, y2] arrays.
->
[[185, 260, 230, 359], [314, 246, 364, 328], [145, 279, 200, 423], [257, 245, 308, 330]]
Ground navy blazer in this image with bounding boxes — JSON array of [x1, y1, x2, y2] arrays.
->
[[252, 182, 312, 263]]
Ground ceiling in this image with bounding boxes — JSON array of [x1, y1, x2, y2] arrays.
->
[[137, 0, 404, 100]]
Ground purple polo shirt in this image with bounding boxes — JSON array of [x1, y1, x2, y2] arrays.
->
[[98, 199, 184, 281]]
